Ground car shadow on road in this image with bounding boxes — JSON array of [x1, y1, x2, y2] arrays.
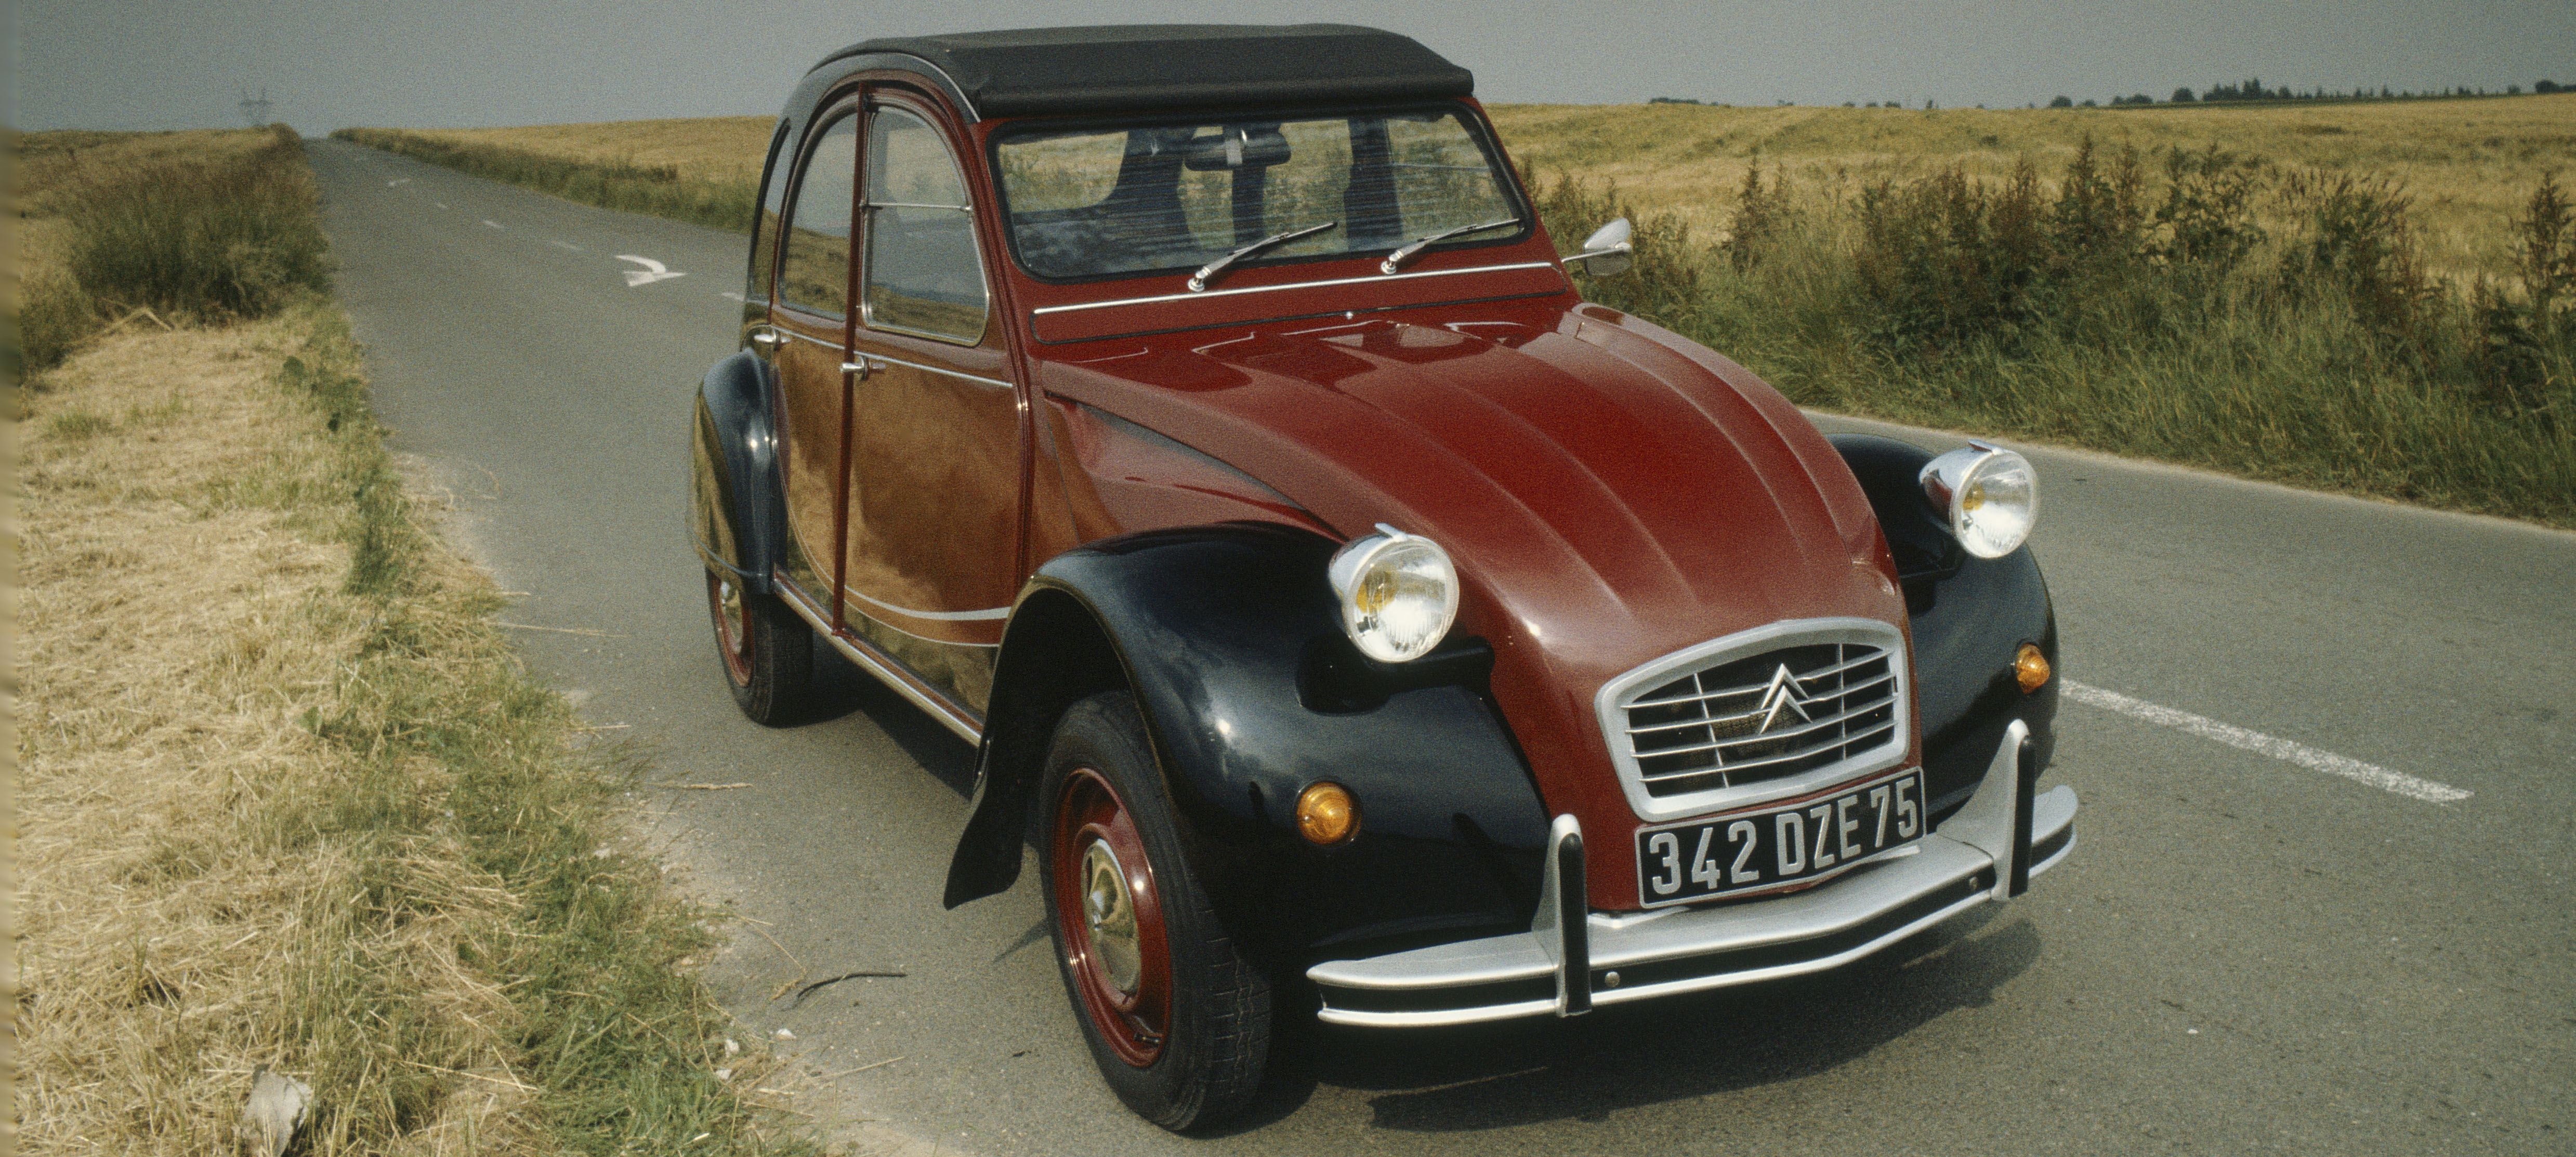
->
[[1236, 907, 2039, 1133], [805, 647, 979, 796]]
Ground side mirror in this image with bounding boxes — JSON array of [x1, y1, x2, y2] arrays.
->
[[1564, 217, 1634, 278]]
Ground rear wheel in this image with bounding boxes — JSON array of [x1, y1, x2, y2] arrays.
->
[[705, 570, 812, 725], [1041, 692, 1269, 1130]]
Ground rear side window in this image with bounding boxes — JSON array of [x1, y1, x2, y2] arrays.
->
[[745, 121, 791, 306], [862, 107, 988, 344], [777, 113, 858, 318]]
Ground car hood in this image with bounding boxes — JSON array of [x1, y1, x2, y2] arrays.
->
[[1036, 305, 1912, 891]]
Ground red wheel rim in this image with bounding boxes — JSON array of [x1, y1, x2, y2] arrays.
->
[[706, 572, 754, 686], [1050, 765, 1173, 1068]]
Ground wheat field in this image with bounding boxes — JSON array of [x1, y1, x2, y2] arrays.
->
[[368, 94, 2576, 279]]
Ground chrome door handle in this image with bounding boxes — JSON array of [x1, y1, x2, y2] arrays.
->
[[840, 357, 883, 379], [750, 328, 783, 347]]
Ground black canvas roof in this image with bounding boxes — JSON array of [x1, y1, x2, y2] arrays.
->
[[812, 24, 1475, 120]]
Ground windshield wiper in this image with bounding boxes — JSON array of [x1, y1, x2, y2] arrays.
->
[[1379, 217, 1520, 274], [1188, 221, 1338, 292]]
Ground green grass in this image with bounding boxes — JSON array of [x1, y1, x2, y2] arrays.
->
[[1534, 150, 2576, 528]]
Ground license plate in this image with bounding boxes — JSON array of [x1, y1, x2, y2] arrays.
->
[[1635, 769, 1925, 906]]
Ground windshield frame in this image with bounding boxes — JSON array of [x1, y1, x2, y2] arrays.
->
[[983, 100, 1533, 287]]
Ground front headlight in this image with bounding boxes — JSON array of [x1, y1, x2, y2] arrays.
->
[[1326, 523, 1459, 663], [1920, 441, 2039, 559]]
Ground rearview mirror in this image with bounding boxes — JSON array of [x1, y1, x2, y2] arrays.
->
[[1183, 126, 1292, 171], [1565, 217, 1634, 277]]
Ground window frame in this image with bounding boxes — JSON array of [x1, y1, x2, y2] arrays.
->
[[982, 99, 1533, 287], [856, 97, 993, 347]]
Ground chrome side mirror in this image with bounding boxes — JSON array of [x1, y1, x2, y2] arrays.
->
[[1563, 217, 1634, 278]]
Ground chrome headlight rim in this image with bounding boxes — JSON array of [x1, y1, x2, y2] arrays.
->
[[1325, 523, 1460, 664], [1919, 440, 2039, 560]]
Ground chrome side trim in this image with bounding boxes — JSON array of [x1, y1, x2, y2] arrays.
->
[[1028, 260, 1565, 316], [1593, 617, 1911, 822], [774, 581, 984, 743], [839, 584, 1011, 624]]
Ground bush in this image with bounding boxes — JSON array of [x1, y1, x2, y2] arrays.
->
[[61, 125, 331, 322]]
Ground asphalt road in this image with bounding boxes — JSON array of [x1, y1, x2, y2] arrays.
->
[[311, 137, 2575, 1156]]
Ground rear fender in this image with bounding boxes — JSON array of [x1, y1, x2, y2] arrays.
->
[[688, 351, 786, 593], [944, 523, 1553, 967], [1830, 435, 2061, 814]]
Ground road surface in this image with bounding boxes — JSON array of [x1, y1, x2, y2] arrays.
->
[[311, 138, 2574, 1156]]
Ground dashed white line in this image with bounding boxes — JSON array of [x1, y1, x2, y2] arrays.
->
[[482, 219, 506, 230], [719, 291, 746, 302], [549, 240, 583, 252], [386, 177, 411, 187], [2062, 680, 2470, 803], [433, 202, 449, 209]]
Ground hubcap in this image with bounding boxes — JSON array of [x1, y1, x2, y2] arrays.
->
[[1081, 840, 1143, 994], [707, 572, 754, 684]]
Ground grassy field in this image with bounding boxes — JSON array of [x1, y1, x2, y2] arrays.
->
[[16, 129, 806, 1155], [333, 97, 2576, 527]]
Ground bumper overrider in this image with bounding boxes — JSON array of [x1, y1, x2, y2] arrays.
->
[[1308, 720, 2076, 1027]]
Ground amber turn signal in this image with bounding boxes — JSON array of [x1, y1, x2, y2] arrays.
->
[[1296, 782, 1359, 845], [2014, 643, 2052, 693]]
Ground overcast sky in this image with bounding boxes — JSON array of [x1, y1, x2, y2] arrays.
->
[[14, 0, 2573, 133]]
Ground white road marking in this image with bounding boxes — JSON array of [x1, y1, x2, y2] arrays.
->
[[482, 219, 505, 230], [434, 202, 449, 209], [549, 240, 583, 252], [719, 291, 746, 302], [2062, 680, 2470, 803], [387, 177, 411, 186], [615, 255, 687, 287]]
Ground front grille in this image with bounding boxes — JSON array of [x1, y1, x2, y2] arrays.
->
[[1621, 640, 1900, 799]]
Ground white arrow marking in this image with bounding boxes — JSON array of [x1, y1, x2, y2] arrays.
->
[[615, 255, 687, 287]]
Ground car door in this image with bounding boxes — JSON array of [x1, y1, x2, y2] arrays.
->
[[762, 104, 861, 608], [839, 94, 1018, 714]]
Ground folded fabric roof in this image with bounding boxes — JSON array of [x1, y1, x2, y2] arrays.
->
[[814, 24, 1476, 120]]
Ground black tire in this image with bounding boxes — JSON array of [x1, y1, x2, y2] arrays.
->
[[705, 570, 813, 726], [1040, 691, 1270, 1131]]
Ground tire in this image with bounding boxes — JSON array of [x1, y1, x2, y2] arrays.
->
[[1040, 691, 1270, 1131], [705, 569, 813, 726]]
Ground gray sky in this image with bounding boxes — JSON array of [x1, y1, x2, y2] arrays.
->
[[14, 1, 2573, 133]]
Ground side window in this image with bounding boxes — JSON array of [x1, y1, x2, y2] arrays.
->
[[862, 107, 988, 344], [777, 112, 858, 318], [745, 120, 791, 306]]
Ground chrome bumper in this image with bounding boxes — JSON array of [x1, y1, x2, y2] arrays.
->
[[1308, 720, 2076, 1028]]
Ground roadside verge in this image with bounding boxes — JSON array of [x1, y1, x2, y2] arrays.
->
[[16, 129, 807, 1156]]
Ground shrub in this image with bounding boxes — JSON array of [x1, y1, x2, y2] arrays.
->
[[61, 126, 331, 322], [2048, 95, 2074, 108]]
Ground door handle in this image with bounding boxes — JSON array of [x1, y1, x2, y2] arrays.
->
[[750, 327, 783, 348], [840, 357, 884, 379]]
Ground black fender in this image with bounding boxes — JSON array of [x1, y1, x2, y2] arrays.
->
[[687, 350, 786, 594], [1830, 435, 2062, 817], [943, 522, 1553, 967]]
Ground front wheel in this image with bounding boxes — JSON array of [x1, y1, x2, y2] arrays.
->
[[1041, 692, 1269, 1130], [705, 570, 813, 725]]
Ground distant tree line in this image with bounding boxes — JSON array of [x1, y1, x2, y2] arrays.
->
[[2044, 77, 2565, 110]]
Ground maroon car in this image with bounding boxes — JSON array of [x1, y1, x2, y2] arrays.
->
[[688, 23, 2074, 1130]]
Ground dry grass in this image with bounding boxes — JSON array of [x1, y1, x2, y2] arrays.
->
[[17, 313, 543, 1154], [1490, 95, 2576, 281], [361, 117, 773, 190]]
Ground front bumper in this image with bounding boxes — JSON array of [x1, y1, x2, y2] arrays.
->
[[1308, 720, 2076, 1028]]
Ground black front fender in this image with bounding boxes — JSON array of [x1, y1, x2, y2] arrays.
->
[[688, 350, 785, 593], [1830, 435, 2062, 816], [944, 523, 1553, 966]]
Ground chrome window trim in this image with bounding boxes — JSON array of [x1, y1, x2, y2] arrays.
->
[[1028, 260, 1565, 317], [1593, 616, 1911, 822], [777, 330, 1013, 389], [859, 101, 991, 348]]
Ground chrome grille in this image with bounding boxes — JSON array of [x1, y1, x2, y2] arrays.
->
[[1597, 620, 1908, 819]]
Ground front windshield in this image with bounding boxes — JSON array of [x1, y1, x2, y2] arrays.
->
[[993, 107, 1524, 282]]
